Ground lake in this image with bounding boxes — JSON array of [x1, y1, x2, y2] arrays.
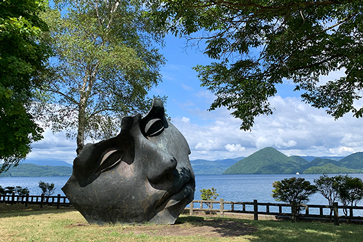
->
[[1, 174, 363, 206]]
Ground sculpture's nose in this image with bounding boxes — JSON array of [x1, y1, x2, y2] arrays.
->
[[146, 146, 178, 185]]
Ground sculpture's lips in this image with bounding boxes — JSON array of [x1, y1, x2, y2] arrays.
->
[[157, 179, 195, 210]]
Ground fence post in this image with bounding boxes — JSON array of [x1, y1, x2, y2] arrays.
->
[[220, 199, 224, 216], [25, 194, 29, 207], [40, 194, 44, 208], [11, 193, 15, 205], [254, 199, 258, 220], [189, 202, 194, 215], [333, 202, 339, 226], [57, 194, 61, 209]]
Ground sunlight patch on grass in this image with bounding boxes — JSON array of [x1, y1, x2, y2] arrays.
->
[[304, 228, 337, 236]]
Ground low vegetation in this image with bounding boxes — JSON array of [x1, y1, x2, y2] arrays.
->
[[200, 187, 219, 201], [0, 204, 363, 241], [38, 181, 56, 196]]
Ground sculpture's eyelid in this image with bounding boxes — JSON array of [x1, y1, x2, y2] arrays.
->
[[144, 118, 164, 137], [96, 149, 122, 173]]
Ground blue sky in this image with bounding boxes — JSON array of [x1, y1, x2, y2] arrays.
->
[[28, 34, 363, 164]]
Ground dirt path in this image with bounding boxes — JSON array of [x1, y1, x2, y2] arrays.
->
[[119, 215, 259, 238]]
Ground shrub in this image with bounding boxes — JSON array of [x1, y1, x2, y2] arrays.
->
[[39, 181, 55, 196], [272, 177, 317, 204]]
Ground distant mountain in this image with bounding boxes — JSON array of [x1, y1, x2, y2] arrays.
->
[[0, 164, 72, 177], [303, 163, 361, 174], [223, 147, 363, 174], [289, 156, 309, 165], [191, 157, 243, 175], [223, 147, 303, 174], [338, 152, 363, 169], [298, 156, 344, 162], [23, 159, 72, 167], [301, 158, 339, 171]]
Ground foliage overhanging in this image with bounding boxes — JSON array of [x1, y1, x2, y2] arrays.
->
[[147, 0, 363, 130]]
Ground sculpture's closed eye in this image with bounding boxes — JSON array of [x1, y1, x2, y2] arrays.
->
[[96, 149, 122, 173], [144, 118, 164, 137]]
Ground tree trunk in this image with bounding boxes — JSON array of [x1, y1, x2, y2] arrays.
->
[[76, 102, 86, 155], [76, 64, 98, 155]]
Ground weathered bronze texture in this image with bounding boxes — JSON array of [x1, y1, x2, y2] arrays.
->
[[62, 99, 195, 224]]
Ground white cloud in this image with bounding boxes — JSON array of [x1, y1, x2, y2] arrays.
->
[[318, 68, 346, 86], [28, 128, 76, 164], [225, 144, 246, 152], [329, 147, 355, 155], [181, 117, 190, 123], [172, 95, 363, 160], [195, 140, 218, 151]]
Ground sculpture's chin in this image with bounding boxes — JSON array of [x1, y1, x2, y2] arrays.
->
[[150, 180, 195, 224]]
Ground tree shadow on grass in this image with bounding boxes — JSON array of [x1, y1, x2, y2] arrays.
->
[[0, 203, 75, 218], [246, 219, 363, 242]]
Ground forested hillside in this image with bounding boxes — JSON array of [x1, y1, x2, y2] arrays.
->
[[223, 147, 303, 174], [0, 164, 72, 177], [223, 147, 363, 174]]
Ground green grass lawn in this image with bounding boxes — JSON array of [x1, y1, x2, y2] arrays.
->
[[0, 203, 362, 241]]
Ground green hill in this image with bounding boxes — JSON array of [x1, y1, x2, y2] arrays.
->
[[303, 163, 362, 174], [0, 163, 72, 177], [301, 158, 339, 170], [223, 147, 363, 174], [223, 147, 302, 174], [289, 156, 308, 165], [338, 152, 363, 169]]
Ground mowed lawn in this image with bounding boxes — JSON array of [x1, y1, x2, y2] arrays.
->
[[0, 204, 362, 242]]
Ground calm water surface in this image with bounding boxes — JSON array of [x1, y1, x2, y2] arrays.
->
[[2, 174, 363, 206]]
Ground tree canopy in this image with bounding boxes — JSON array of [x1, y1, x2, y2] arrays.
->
[[0, 0, 51, 171], [200, 187, 219, 200], [272, 177, 317, 204], [147, 0, 363, 130], [38, 0, 165, 154]]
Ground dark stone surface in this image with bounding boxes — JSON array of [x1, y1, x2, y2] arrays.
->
[[62, 99, 195, 224]]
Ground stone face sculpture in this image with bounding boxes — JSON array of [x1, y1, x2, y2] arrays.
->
[[62, 99, 195, 224]]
